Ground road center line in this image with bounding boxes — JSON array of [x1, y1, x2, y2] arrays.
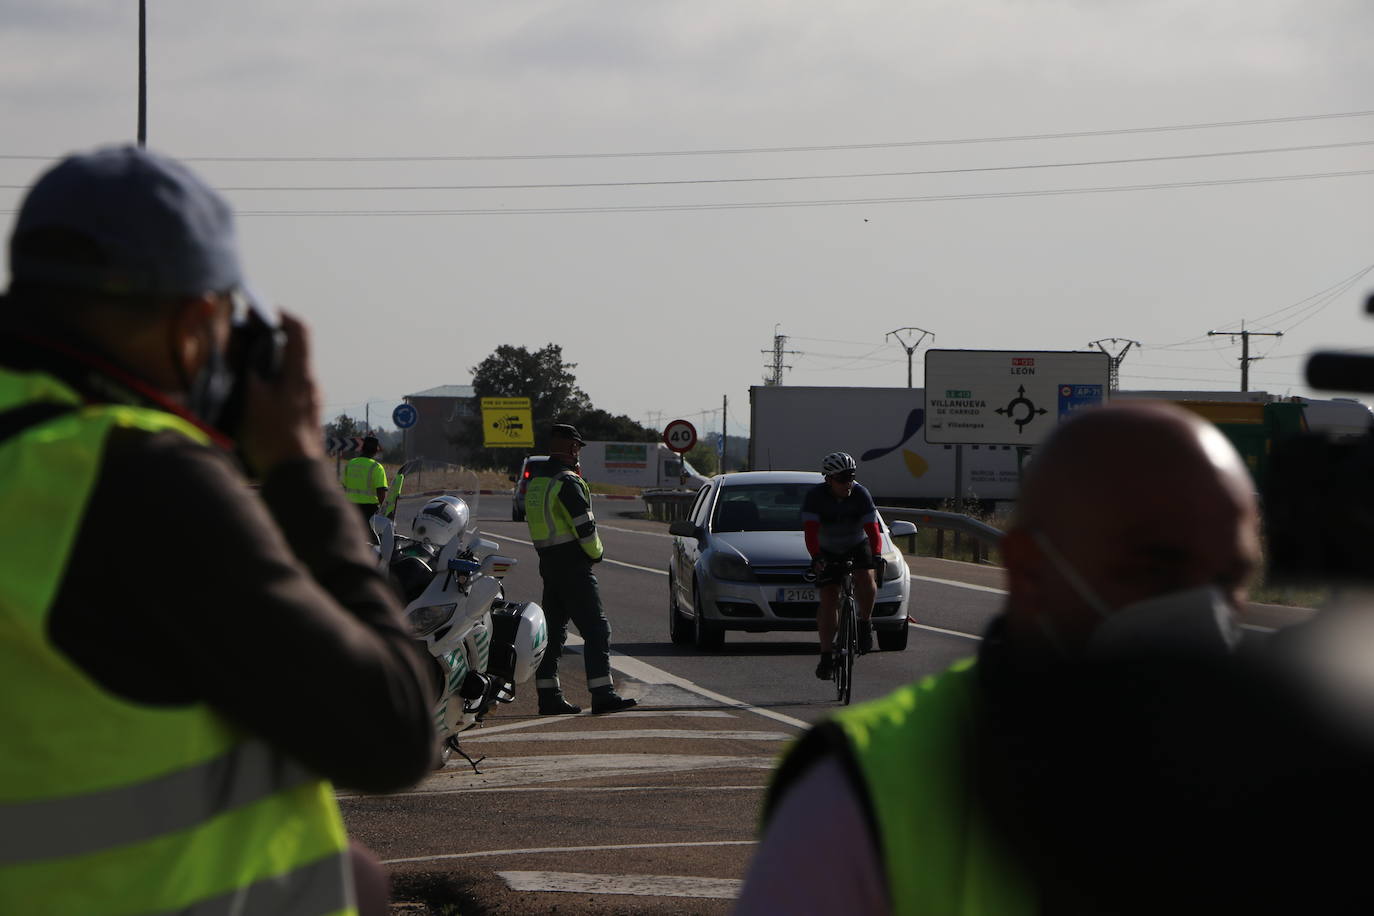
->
[[485, 532, 666, 576], [384, 840, 756, 866], [600, 524, 674, 539]]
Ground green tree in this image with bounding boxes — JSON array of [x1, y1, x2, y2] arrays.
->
[[685, 441, 719, 476], [573, 408, 659, 443], [460, 343, 592, 469], [323, 413, 363, 440]]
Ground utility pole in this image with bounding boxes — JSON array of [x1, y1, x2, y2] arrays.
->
[[886, 327, 934, 388], [761, 325, 800, 386], [1207, 323, 1283, 392], [721, 394, 728, 473], [1088, 338, 1141, 393], [137, 0, 147, 146]]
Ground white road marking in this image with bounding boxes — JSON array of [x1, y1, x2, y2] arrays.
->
[[911, 573, 1007, 595], [384, 839, 755, 866], [462, 728, 788, 744], [600, 524, 674, 539], [498, 871, 742, 900], [914, 622, 983, 641], [412, 753, 779, 791], [591, 709, 735, 719], [340, 784, 767, 800], [485, 532, 666, 576], [560, 634, 810, 731]]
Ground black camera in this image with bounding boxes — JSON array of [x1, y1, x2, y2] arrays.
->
[[1264, 292, 1374, 584]]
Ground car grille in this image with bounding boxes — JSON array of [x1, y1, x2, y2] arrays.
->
[[769, 601, 820, 619], [753, 566, 812, 584]]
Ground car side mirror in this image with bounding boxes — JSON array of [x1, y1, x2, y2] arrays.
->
[[889, 520, 917, 537], [668, 520, 700, 539]]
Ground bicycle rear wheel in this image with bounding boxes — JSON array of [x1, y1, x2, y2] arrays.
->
[[835, 588, 856, 705]]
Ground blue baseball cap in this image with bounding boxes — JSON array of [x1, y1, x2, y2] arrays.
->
[[7, 145, 246, 299]]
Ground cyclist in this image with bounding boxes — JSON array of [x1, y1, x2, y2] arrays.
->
[[802, 452, 884, 680]]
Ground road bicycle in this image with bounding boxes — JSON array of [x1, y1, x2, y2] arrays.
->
[[808, 556, 861, 705]]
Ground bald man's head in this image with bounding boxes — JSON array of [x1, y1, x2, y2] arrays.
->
[[1002, 402, 1261, 652]]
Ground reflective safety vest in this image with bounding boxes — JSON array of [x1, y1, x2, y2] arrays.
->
[[342, 456, 386, 505], [0, 368, 355, 916], [830, 660, 1035, 916], [525, 468, 603, 561]]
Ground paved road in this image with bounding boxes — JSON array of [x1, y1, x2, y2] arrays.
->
[[349, 493, 1309, 914]]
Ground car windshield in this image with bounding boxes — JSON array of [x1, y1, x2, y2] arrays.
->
[[711, 483, 811, 533]]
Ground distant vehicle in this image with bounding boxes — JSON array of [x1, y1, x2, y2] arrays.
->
[[578, 441, 709, 490], [509, 455, 549, 522], [666, 471, 916, 651]]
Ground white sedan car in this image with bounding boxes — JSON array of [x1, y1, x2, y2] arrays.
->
[[667, 471, 915, 650]]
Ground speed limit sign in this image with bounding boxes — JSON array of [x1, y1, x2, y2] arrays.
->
[[662, 419, 698, 454]]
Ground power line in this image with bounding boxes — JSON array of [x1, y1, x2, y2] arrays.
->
[[5, 107, 1371, 163], [7, 139, 1366, 194], [16, 165, 1353, 218]]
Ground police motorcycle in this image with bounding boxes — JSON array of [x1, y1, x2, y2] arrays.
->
[[370, 493, 548, 770]]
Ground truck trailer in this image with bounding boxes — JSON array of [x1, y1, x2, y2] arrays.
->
[[749, 385, 1372, 504], [577, 441, 709, 490]]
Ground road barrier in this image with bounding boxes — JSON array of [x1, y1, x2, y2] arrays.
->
[[877, 506, 1005, 564], [642, 488, 699, 522]]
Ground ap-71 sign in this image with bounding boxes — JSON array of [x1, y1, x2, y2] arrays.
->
[[923, 349, 1109, 446]]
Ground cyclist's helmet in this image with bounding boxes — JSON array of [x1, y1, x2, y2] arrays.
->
[[821, 452, 858, 477]]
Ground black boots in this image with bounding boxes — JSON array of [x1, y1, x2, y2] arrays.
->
[[590, 689, 637, 715], [537, 690, 582, 715]]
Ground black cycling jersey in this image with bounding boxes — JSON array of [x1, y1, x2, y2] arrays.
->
[[801, 481, 879, 554]]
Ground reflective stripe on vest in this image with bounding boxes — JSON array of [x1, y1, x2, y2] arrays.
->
[[343, 456, 385, 504], [525, 473, 580, 551], [0, 368, 354, 916], [830, 660, 1035, 916]]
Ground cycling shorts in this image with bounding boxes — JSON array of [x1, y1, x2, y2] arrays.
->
[[815, 543, 877, 587]]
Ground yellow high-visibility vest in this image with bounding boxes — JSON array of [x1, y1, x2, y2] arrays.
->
[[0, 367, 354, 916], [343, 456, 386, 505]]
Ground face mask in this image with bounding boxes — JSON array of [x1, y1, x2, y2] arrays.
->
[[180, 289, 283, 435], [1032, 532, 1240, 658]]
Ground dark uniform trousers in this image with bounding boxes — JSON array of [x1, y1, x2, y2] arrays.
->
[[535, 546, 613, 688]]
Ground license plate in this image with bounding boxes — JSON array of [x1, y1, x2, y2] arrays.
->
[[778, 587, 818, 603]]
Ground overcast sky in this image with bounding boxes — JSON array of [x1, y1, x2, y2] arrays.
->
[[3, 1, 1372, 435]]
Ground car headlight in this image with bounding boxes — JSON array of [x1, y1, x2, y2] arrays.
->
[[708, 551, 754, 582], [881, 552, 905, 582], [408, 603, 457, 636]]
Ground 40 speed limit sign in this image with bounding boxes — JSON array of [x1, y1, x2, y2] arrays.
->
[[662, 419, 698, 454]]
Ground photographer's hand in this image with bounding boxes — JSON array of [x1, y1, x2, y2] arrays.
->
[[240, 311, 325, 475]]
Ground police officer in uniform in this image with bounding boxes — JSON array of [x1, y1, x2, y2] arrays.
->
[[525, 423, 636, 715], [342, 434, 388, 529], [0, 146, 435, 915]]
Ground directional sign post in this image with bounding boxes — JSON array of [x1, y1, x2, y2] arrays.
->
[[481, 397, 534, 448], [923, 349, 1110, 446]]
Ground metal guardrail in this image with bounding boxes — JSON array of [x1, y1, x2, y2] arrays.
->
[[642, 488, 699, 522], [878, 505, 1005, 564]]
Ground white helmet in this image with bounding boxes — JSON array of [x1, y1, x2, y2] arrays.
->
[[411, 495, 470, 547], [821, 451, 858, 477]]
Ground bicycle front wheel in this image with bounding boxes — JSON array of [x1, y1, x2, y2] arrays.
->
[[835, 591, 857, 705]]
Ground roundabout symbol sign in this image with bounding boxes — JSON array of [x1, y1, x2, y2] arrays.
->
[[662, 419, 698, 454]]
